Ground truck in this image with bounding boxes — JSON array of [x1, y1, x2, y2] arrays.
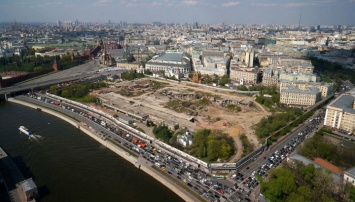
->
[[132, 138, 139, 144], [139, 142, 146, 148]]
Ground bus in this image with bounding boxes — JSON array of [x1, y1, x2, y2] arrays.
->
[[212, 174, 226, 180]]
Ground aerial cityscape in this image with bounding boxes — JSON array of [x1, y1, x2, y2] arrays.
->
[[1, 0, 355, 202]]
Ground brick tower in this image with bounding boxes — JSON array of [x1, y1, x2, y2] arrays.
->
[[52, 58, 60, 71]]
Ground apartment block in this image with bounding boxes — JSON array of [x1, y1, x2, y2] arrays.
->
[[324, 93, 355, 133], [262, 66, 280, 86], [280, 86, 321, 106], [280, 81, 333, 98], [230, 67, 261, 85]]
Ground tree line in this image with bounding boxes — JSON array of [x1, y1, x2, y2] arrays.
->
[[260, 162, 355, 202], [254, 108, 303, 139], [50, 81, 107, 103], [310, 57, 355, 89], [0, 49, 87, 73], [298, 128, 355, 169], [120, 70, 145, 81]]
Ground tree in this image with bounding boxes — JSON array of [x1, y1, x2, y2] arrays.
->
[[153, 124, 173, 143], [236, 85, 248, 91], [349, 186, 355, 201], [145, 69, 153, 75], [33, 66, 44, 72], [261, 168, 297, 202], [219, 74, 231, 86]]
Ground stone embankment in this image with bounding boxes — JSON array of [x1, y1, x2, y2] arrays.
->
[[8, 98, 198, 202]]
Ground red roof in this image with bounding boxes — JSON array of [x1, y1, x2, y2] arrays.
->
[[314, 158, 342, 175]]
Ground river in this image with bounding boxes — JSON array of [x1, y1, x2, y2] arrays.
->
[[0, 101, 183, 202]]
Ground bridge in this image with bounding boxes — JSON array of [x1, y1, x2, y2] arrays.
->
[[0, 74, 105, 100]]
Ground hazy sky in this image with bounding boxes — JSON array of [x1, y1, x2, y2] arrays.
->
[[1, 0, 355, 25]]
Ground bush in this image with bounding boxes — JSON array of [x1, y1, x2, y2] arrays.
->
[[190, 129, 235, 161], [121, 70, 144, 81], [153, 124, 173, 143]]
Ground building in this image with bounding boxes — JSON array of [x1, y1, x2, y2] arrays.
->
[[124, 36, 148, 45], [279, 72, 318, 83], [194, 66, 227, 77], [262, 66, 280, 86], [203, 56, 228, 69], [279, 81, 333, 98], [244, 47, 254, 67], [177, 132, 193, 147], [230, 67, 261, 85], [118, 116, 133, 125], [145, 51, 191, 77], [280, 86, 321, 106], [324, 93, 355, 133], [279, 58, 314, 74], [344, 167, 355, 186], [52, 58, 60, 71]]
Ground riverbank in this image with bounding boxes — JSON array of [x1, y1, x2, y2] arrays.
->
[[7, 98, 199, 202]]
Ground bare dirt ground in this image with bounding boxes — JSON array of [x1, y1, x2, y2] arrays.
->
[[96, 78, 270, 162]]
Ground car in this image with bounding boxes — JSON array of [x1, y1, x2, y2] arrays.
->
[[217, 189, 224, 194]]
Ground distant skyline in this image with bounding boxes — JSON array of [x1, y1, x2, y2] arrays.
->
[[1, 0, 355, 25]]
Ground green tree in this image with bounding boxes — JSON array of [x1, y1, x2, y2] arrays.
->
[[236, 85, 248, 91], [33, 66, 44, 72], [349, 186, 355, 201], [261, 168, 297, 202], [153, 124, 173, 143], [219, 74, 231, 86]]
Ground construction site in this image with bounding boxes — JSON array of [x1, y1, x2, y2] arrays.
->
[[94, 78, 270, 162]]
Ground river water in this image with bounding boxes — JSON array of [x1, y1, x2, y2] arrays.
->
[[0, 101, 183, 202]]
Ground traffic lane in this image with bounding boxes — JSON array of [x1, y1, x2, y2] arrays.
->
[[240, 120, 317, 178], [240, 125, 307, 177], [240, 118, 324, 182]]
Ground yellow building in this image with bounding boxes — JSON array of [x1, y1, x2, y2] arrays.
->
[[324, 94, 355, 134], [117, 62, 138, 69], [280, 87, 321, 106], [230, 67, 261, 85], [279, 81, 333, 98]]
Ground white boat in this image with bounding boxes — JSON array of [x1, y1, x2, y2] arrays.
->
[[19, 126, 33, 136]]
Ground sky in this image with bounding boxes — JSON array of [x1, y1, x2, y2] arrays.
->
[[0, 0, 355, 25]]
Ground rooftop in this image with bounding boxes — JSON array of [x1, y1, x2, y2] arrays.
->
[[155, 52, 183, 63], [328, 94, 355, 114], [314, 157, 342, 175], [345, 167, 355, 177]]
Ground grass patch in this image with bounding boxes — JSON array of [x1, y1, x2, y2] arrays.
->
[[195, 97, 210, 106], [240, 134, 253, 157], [151, 80, 170, 90], [186, 88, 195, 92], [165, 100, 189, 113], [136, 127, 145, 133], [151, 165, 205, 202], [320, 75, 333, 83], [107, 139, 139, 158]]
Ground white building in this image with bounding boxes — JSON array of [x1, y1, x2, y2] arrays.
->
[[145, 51, 191, 77], [177, 132, 193, 147], [344, 167, 355, 186]]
